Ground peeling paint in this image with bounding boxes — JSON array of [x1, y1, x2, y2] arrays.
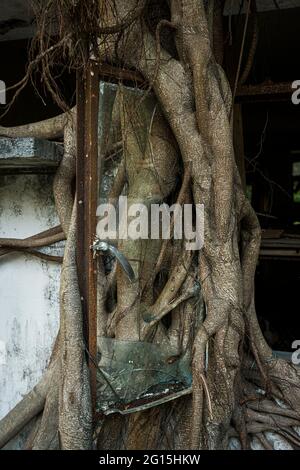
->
[[0, 173, 60, 426]]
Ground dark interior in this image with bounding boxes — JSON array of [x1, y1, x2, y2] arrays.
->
[[236, 7, 300, 351], [0, 39, 75, 127]]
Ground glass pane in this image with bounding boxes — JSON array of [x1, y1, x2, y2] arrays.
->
[[95, 81, 202, 414]]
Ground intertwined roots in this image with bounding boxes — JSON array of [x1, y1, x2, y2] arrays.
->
[[0, 0, 300, 450]]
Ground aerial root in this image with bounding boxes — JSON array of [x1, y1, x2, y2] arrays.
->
[[0, 109, 74, 139], [0, 360, 57, 449]]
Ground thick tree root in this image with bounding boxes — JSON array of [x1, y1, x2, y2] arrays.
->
[[0, 358, 57, 449], [0, 108, 75, 140]]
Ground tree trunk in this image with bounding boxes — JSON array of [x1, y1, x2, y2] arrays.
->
[[0, 0, 300, 451]]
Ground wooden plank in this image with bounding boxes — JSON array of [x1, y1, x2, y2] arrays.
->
[[260, 249, 300, 259], [224, 0, 300, 15], [236, 81, 294, 102]]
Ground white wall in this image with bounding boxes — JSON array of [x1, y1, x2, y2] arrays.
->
[[0, 173, 61, 422]]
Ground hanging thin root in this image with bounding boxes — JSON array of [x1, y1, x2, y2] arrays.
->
[[0, 232, 65, 249]]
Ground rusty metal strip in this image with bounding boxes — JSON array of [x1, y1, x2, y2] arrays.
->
[[85, 61, 99, 414], [98, 62, 145, 86], [76, 69, 88, 339], [102, 386, 193, 416], [76, 62, 99, 415]]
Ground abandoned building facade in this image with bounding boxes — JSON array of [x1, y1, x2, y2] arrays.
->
[[1, 0, 300, 453]]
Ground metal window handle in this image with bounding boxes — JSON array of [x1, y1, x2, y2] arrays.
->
[[91, 238, 135, 282]]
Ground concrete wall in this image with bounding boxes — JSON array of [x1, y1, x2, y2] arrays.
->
[[0, 173, 61, 423]]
